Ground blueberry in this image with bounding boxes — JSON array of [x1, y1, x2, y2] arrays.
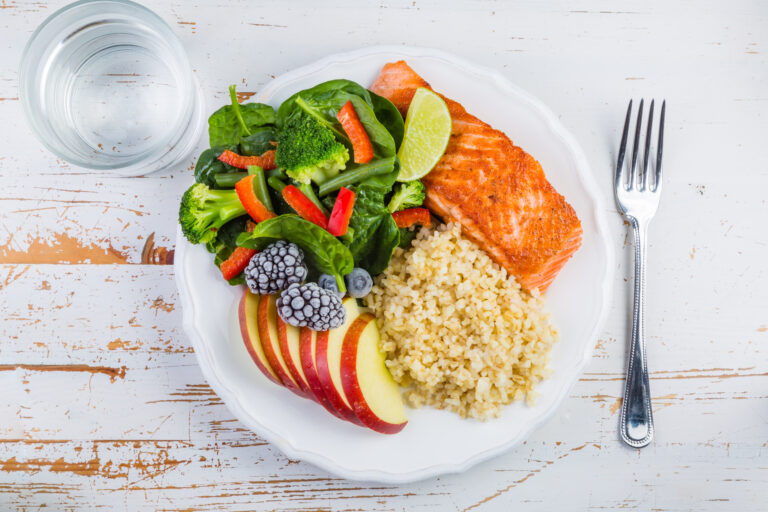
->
[[317, 273, 344, 298], [344, 267, 373, 298]]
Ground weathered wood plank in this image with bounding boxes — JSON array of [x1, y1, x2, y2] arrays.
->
[[1, 438, 765, 511]]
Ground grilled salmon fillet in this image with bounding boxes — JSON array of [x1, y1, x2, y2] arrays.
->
[[371, 61, 582, 292]]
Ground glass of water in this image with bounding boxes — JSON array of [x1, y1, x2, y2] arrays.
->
[[19, 0, 204, 176]]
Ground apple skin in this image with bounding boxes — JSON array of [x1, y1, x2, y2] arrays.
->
[[276, 315, 312, 395], [238, 290, 281, 386], [340, 313, 407, 434], [315, 329, 364, 426], [256, 293, 309, 398], [299, 327, 345, 419]]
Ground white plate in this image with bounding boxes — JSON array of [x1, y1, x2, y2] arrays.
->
[[175, 46, 614, 483]]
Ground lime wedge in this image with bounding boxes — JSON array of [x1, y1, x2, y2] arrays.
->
[[397, 88, 452, 182]]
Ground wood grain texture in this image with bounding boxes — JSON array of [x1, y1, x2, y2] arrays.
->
[[1, 0, 767, 510]]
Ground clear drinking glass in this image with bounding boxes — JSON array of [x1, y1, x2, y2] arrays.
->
[[19, 0, 203, 176]]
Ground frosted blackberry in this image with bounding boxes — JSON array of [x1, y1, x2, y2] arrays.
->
[[277, 283, 346, 331], [244, 241, 307, 295]]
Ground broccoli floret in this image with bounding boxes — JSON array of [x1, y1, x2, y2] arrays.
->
[[276, 111, 349, 185], [387, 180, 425, 213], [179, 183, 246, 244]]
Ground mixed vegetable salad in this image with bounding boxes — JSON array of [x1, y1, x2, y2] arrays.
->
[[179, 80, 432, 330]]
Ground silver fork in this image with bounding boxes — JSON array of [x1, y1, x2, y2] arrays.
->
[[614, 99, 666, 448]]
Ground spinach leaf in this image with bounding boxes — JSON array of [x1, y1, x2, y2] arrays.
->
[[239, 103, 277, 132], [209, 98, 275, 147], [321, 191, 337, 212], [194, 146, 239, 188], [211, 243, 232, 269], [237, 215, 354, 289], [227, 274, 246, 286], [239, 126, 277, 156], [369, 91, 404, 150], [207, 104, 241, 147], [398, 227, 418, 248], [276, 79, 373, 128], [345, 185, 400, 275], [217, 216, 248, 249], [346, 186, 387, 260], [363, 214, 400, 275]]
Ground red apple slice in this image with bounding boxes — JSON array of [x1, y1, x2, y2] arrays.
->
[[299, 327, 345, 419], [277, 315, 311, 394], [315, 298, 364, 425], [257, 293, 308, 398], [340, 313, 408, 434], [238, 290, 281, 386]]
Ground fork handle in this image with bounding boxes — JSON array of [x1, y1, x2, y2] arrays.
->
[[620, 218, 654, 448]]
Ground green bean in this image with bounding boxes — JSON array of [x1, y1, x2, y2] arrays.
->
[[213, 172, 247, 188], [299, 183, 329, 215], [248, 165, 273, 212], [318, 157, 396, 196], [268, 176, 287, 194], [266, 167, 285, 179]]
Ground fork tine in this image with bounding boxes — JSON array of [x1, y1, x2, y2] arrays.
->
[[654, 100, 665, 191], [628, 99, 644, 190], [641, 100, 654, 191], [616, 100, 632, 192]]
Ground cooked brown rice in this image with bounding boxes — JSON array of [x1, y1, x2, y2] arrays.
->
[[365, 222, 557, 420]]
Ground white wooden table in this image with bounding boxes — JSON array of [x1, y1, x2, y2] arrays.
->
[[2, 0, 767, 509]]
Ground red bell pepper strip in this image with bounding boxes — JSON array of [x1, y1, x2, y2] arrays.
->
[[235, 175, 276, 223], [336, 101, 374, 164], [282, 185, 329, 229], [392, 208, 431, 229], [220, 247, 256, 281], [218, 149, 277, 170], [327, 187, 356, 236], [219, 221, 258, 281]]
